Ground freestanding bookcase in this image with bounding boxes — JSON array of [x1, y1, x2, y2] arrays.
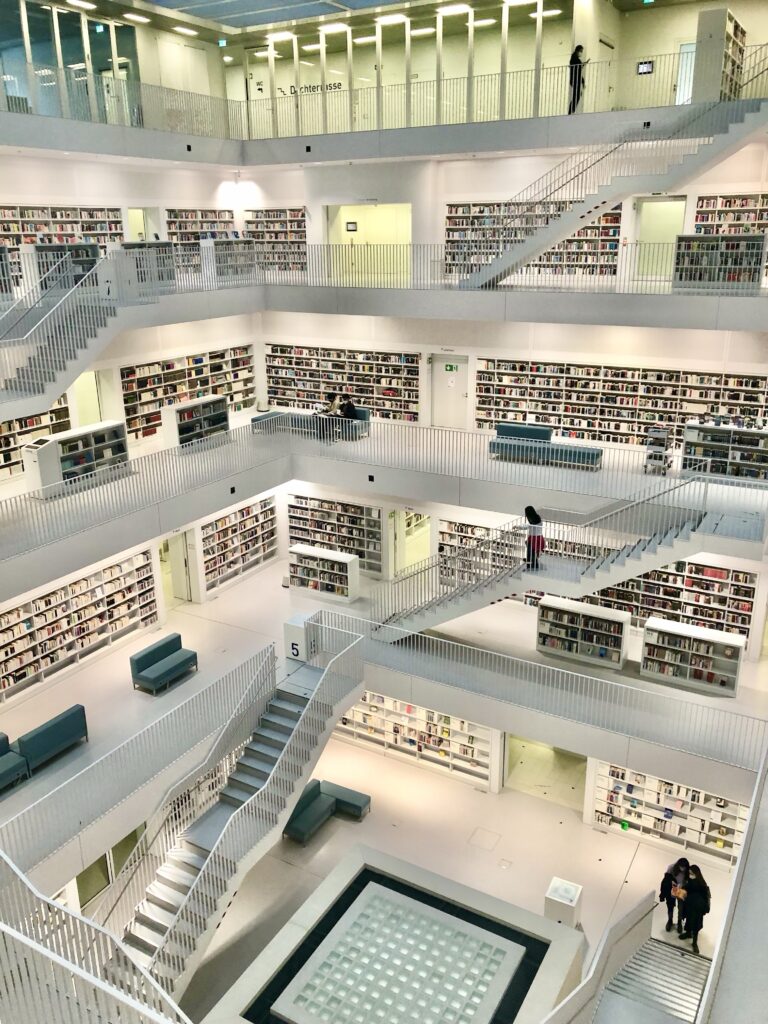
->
[[288, 544, 360, 602], [641, 616, 745, 696], [537, 596, 631, 668], [691, 8, 746, 103], [161, 396, 229, 448], [22, 420, 128, 496]]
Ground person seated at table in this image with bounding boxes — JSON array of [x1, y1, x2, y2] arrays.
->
[[340, 393, 357, 419], [321, 392, 342, 415]]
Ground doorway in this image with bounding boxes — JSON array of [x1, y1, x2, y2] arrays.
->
[[636, 197, 686, 278], [596, 38, 616, 113], [71, 370, 102, 426], [391, 508, 432, 574], [431, 356, 469, 429], [325, 203, 412, 286], [159, 535, 192, 610], [505, 735, 587, 813], [675, 43, 696, 106], [126, 208, 162, 243]]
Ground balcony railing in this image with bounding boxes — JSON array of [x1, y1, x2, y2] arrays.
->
[[2, 46, 767, 143]]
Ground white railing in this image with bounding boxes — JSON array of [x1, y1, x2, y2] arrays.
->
[[147, 633, 365, 989], [4, 46, 768, 143], [307, 612, 768, 772], [0, 644, 276, 874], [0, 851, 189, 1023], [90, 644, 278, 937]]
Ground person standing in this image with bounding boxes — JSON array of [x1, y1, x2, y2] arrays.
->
[[659, 857, 689, 933], [568, 45, 588, 114], [678, 864, 711, 955], [524, 506, 545, 570]]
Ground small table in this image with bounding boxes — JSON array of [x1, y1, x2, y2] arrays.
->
[[544, 876, 583, 928]]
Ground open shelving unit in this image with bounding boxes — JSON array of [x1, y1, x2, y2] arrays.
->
[[165, 208, 234, 243], [0, 203, 124, 283], [288, 544, 360, 601], [589, 759, 748, 865], [266, 343, 420, 421], [691, 8, 746, 103], [288, 495, 382, 575], [335, 690, 499, 791], [187, 496, 278, 596], [673, 234, 766, 291], [118, 345, 254, 439], [694, 193, 768, 236], [537, 596, 631, 668], [161, 395, 229, 447], [683, 420, 768, 479], [243, 208, 307, 270], [0, 550, 158, 700], [444, 203, 621, 277], [642, 616, 745, 696], [22, 420, 128, 495], [0, 397, 71, 482], [475, 359, 768, 446]]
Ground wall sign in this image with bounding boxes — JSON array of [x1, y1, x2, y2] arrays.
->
[[444, 363, 458, 372], [637, 60, 654, 75], [346, 222, 358, 232]]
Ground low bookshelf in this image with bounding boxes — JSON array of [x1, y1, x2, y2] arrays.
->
[[537, 596, 630, 668], [161, 396, 229, 448], [641, 616, 744, 696], [22, 420, 128, 495], [0, 397, 71, 481], [288, 544, 360, 602]]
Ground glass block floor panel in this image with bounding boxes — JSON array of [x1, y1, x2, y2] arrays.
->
[[271, 882, 525, 1024]]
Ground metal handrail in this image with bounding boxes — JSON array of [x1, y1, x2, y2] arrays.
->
[[0, 252, 73, 338]]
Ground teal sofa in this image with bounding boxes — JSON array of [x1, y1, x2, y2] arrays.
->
[[10, 705, 88, 773], [130, 633, 197, 694], [283, 779, 371, 845], [0, 733, 30, 792], [489, 422, 602, 471]]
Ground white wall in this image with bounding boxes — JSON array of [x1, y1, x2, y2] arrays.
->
[[134, 25, 227, 99], [619, 0, 768, 64]]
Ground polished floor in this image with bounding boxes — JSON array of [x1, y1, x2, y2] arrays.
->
[[182, 737, 732, 1023]]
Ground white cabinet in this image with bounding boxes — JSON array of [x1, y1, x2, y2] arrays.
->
[[642, 616, 745, 696], [536, 596, 631, 668], [22, 420, 128, 496], [288, 544, 360, 602]]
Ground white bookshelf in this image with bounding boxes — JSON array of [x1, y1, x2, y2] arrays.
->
[[691, 8, 746, 104], [475, 358, 768, 447], [683, 420, 768, 479], [161, 395, 229, 448], [22, 420, 128, 495], [335, 690, 501, 791], [0, 396, 71, 481], [0, 549, 159, 700], [673, 234, 766, 291], [187, 496, 278, 598], [118, 345, 254, 439], [265, 343, 420, 422], [205, 238, 257, 283], [165, 208, 234, 242], [288, 544, 360, 602], [243, 207, 307, 270], [589, 759, 749, 866], [642, 616, 745, 696], [288, 495, 382, 575], [695, 193, 768, 237], [537, 596, 631, 668], [0, 203, 124, 283]]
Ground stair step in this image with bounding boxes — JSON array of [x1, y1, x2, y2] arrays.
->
[[156, 862, 198, 894], [146, 880, 186, 914], [275, 688, 310, 708], [268, 697, 304, 719], [123, 920, 164, 957], [254, 727, 289, 749], [167, 847, 207, 873], [135, 900, 178, 934], [261, 712, 295, 735], [220, 784, 251, 807], [245, 740, 281, 763], [229, 769, 266, 793], [237, 753, 275, 781]]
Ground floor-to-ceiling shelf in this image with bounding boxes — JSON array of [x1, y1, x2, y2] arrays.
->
[[288, 495, 382, 575], [243, 208, 307, 270], [682, 420, 768, 479], [187, 496, 279, 595], [165, 208, 234, 243]]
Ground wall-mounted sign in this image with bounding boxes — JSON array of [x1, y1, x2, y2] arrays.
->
[[637, 60, 654, 75], [346, 222, 358, 232], [444, 364, 459, 372]]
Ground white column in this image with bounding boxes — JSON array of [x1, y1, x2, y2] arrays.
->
[[466, 8, 475, 122], [18, 0, 38, 113], [267, 44, 279, 136], [320, 34, 328, 134], [291, 36, 301, 135], [533, 0, 543, 118], [51, 7, 70, 118], [345, 27, 354, 132], [404, 21, 412, 128], [436, 13, 444, 125], [80, 12, 99, 121], [375, 23, 383, 130], [499, 1, 509, 120]]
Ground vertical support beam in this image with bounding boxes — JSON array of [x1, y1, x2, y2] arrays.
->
[[267, 44, 279, 136], [404, 20, 412, 128], [320, 33, 328, 134], [291, 35, 301, 135], [346, 27, 354, 132], [466, 8, 475, 122], [533, 0, 543, 118], [107, 20, 122, 123], [436, 13, 444, 125], [375, 23, 383, 130], [51, 7, 70, 118], [18, 0, 38, 113], [80, 12, 99, 122], [499, 1, 509, 121]]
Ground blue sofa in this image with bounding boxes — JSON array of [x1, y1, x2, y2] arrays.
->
[[130, 633, 198, 694], [283, 779, 371, 844], [252, 408, 370, 442], [10, 705, 88, 774], [0, 733, 30, 792], [489, 422, 602, 471]]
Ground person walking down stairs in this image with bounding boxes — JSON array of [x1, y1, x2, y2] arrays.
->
[[678, 864, 712, 956], [659, 857, 689, 934]]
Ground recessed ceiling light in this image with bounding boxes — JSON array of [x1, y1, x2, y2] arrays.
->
[[410, 26, 436, 36], [437, 4, 472, 15], [377, 13, 408, 24], [504, 0, 537, 6], [353, 35, 377, 44], [328, 69, 344, 75], [67, 62, 86, 69], [320, 22, 349, 34], [300, 59, 315, 66], [473, 18, 497, 26], [223, 55, 234, 62], [529, 8, 562, 15], [173, 26, 198, 36], [67, 0, 97, 9], [268, 31, 295, 42], [123, 11, 150, 22], [357, 76, 372, 82], [302, 42, 322, 52]]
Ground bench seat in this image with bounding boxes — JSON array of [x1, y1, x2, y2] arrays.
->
[[489, 438, 602, 470], [283, 793, 337, 844], [10, 705, 88, 773], [130, 633, 198, 695], [320, 781, 371, 819], [0, 734, 29, 793]]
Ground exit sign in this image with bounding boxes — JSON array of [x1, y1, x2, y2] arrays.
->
[[444, 363, 458, 372]]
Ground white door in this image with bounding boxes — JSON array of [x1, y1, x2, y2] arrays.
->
[[675, 43, 696, 105], [431, 356, 469, 429]]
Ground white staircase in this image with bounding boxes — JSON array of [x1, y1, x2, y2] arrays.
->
[[465, 94, 768, 289], [596, 938, 711, 1024]]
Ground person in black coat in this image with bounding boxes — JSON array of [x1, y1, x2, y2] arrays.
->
[[659, 857, 689, 933], [678, 864, 711, 955], [568, 45, 587, 114]]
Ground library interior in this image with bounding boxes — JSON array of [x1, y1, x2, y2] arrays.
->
[[2, 0, 768, 1022]]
